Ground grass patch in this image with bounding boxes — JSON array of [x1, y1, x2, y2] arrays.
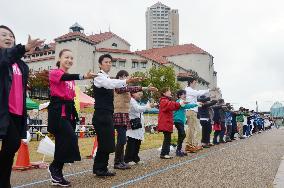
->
[[7, 131, 178, 163]]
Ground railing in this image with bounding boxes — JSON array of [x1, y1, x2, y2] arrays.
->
[[29, 88, 50, 99]]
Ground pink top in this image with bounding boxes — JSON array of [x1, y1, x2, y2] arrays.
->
[[9, 63, 23, 115], [49, 69, 76, 116]]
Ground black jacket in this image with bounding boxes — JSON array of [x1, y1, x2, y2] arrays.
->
[[198, 100, 217, 119], [212, 104, 226, 123], [0, 44, 28, 139]]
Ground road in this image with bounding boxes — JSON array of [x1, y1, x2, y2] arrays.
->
[[12, 128, 284, 188]]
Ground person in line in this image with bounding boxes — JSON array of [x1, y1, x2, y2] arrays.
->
[[124, 91, 155, 165], [92, 54, 141, 177], [185, 77, 210, 153], [157, 87, 185, 159], [224, 104, 233, 142], [0, 25, 43, 188], [174, 90, 198, 156], [197, 96, 217, 148], [236, 107, 245, 139], [212, 99, 226, 144], [48, 49, 96, 186], [113, 70, 157, 170]]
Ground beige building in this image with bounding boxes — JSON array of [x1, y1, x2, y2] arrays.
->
[[24, 23, 218, 94], [146, 2, 179, 49]]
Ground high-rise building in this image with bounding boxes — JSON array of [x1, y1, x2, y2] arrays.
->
[[146, 2, 179, 49]]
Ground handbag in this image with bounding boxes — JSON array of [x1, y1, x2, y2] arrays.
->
[[130, 114, 142, 130]]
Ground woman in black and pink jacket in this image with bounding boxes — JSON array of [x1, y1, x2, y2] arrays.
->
[[0, 25, 43, 187]]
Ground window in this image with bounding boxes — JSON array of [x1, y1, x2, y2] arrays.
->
[[141, 62, 147, 68], [112, 43, 118, 47], [119, 61, 125, 68], [132, 62, 139, 68], [112, 61, 117, 67]]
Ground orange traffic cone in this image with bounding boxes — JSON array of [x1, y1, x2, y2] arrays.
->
[[13, 141, 32, 170], [87, 136, 98, 159], [79, 131, 84, 138]]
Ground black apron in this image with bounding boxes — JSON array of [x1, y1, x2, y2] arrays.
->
[[48, 97, 81, 163]]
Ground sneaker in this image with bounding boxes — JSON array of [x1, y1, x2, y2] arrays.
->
[[195, 146, 203, 150], [94, 170, 116, 177], [185, 146, 198, 153], [176, 150, 185, 157], [51, 178, 71, 187], [202, 144, 210, 148], [48, 166, 62, 183], [136, 161, 145, 165], [226, 139, 232, 142], [127, 161, 136, 166], [160, 155, 173, 159], [181, 151, 188, 156], [121, 162, 131, 169], [114, 163, 129, 170]]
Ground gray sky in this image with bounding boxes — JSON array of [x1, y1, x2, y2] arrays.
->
[[2, 0, 284, 111]]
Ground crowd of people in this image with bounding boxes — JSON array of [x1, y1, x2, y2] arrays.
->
[[0, 25, 276, 187]]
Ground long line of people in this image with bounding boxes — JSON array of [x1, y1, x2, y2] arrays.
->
[[0, 25, 275, 187]]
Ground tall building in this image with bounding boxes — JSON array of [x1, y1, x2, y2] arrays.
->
[[146, 2, 179, 49]]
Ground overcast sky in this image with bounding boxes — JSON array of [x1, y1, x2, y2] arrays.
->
[[2, 0, 284, 111]]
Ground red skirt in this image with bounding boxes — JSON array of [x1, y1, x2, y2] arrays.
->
[[213, 123, 221, 131]]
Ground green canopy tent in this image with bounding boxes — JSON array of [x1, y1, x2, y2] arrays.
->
[[26, 98, 39, 110]]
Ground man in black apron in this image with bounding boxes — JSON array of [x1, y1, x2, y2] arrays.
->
[[92, 54, 141, 177]]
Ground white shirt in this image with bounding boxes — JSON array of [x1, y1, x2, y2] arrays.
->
[[93, 70, 126, 89], [185, 86, 209, 112], [126, 98, 151, 140]]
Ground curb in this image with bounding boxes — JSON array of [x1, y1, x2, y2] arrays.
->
[[273, 155, 284, 187]]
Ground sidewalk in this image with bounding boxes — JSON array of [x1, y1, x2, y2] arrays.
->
[[273, 155, 284, 188]]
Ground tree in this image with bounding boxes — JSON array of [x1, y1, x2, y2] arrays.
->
[[28, 70, 49, 89], [132, 66, 181, 101]]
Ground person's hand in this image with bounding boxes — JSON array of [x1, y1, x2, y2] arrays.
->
[[150, 102, 158, 108], [126, 77, 142, 84], [147, 86, 158, 92], [197, 102, 203, 107], [179, 100, 188, 106], [84, 70, 96, 79], [25, 35, 45, 52]]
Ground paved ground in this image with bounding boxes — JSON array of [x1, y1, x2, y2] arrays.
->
[[11, 128, 284, 188]]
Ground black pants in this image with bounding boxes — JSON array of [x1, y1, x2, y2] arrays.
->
[[200, 120, 211, 144], [231, 123, 237, 139], [161, 132, 172, 156], [219, 122, 226, 141], [213, 130, 221, 143], [174, 122, 186, 151], [226, 124, 232, 140], [93, 110, 115, 172], [124, 137, 141, 163], [114, 126, 127, 165], [0, 114, 22, 188]]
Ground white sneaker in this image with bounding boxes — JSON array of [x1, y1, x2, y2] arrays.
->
[[160, 155, 173, 159], [136, 161, 145, 165], [127, 162, 136, 166]]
